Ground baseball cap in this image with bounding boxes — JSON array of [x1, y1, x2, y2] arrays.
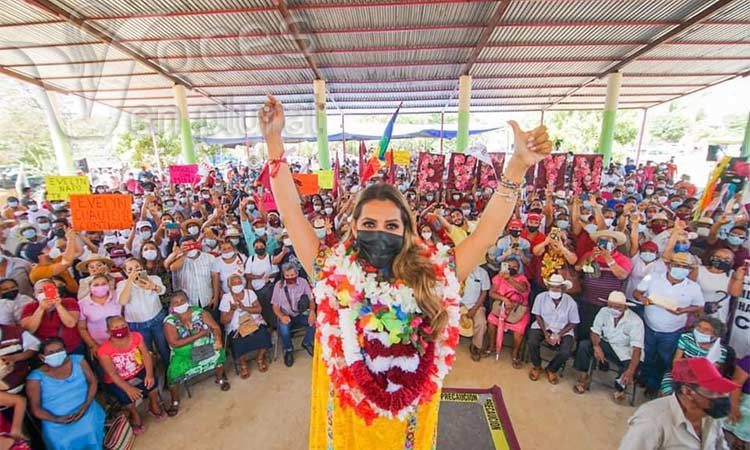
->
[[508, 219, 523, 230], [639, 241, 658, 253], [527, 213, 542, 222], [672, 357, 739, 394]]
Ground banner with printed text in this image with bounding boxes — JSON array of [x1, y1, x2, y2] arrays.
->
[[570, 154, 604, 195], [416, 152, 446, 192], [447, 153, 478, 191], [45, 176, 90, 201], [478, 153, 506, 189], [70, 194, 133, 231]]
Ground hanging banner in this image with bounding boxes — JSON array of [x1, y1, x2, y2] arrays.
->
[[478, 153, 506, 189], [70, 194, 133, 231], [169, 164, 199, 184], [535, 153, 568, 191], [393, 150, 411, 166], [45, 176, 90, 201], [416, 152, 446, 192], [570, 154, 604, 195], [447, 153, 478, 191]]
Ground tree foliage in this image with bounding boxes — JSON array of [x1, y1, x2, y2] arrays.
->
[[545, 110, 639, 153], [650, 107, 689, 143]]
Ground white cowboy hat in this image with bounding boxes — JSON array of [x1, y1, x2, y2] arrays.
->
[[598, 291, 637, 307], [544, 274, 573, 290], [589, 229, 627, 246], [458, 305, 474, 338]]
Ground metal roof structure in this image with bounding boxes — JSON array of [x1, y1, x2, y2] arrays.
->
[[1, 0, 749, 120]]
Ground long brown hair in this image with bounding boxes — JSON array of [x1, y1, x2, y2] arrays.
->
[[350, 183, 447, 338]]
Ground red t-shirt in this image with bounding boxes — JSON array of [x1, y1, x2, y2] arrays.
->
[[97, 331, 145, 383], [521, 230, 547, 282], [574, 231, 596, 259], [21, 298, 81, 352]]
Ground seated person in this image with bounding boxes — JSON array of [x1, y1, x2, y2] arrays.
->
[[0, 391, 27, 449], [660, 317, 730, 396], [271, 263, 315, 368], [26, 337, 105, 450], [20, 279, 82, 355], [460, 264, 491, 362], [0, 278, 34, 326], [487, 257, 530, 367], [527, 274, 580, 385], [725, 355, 749, 450], [0, 322, 40, 394], [219, 274, 272, 379], [573, 291, 644, 402], [163, 291, 229, 417], [97, 316, 166, 434]]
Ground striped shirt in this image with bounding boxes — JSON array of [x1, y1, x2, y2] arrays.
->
[[172, 252, 216, 308]]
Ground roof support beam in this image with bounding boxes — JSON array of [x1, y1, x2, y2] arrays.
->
[[275, 0, 322, 80], [462, 0, 511, 75]]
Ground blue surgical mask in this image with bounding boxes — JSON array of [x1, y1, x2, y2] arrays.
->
[[555, 220, 569, 230], [727, 235, 744, 246], [204, 238, 217, 248], [670, 201, 681, 210], [693, 330, 714, 344], [584, 224, 598, 235], [583, 201, 592, 209], [638, 223, 646, 233], [43, 350, 67, 368], [640, 252, 657, 263], [674, 242, 690, 253], [670, 266, 690, 280]]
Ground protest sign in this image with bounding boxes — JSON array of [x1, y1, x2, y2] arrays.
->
[[169, 164, 199, 184], [416, 153, 446, 192], [315, 170, 334, 190], [45, 176, 90, 201], [534, 153, 568, 191], [292, 173, 320, 196], [393, 151, 411, 166], [447, 153, 478, 191], [70, 194, 133, 231], [478, 153, 506, 189], [570, 154, 604, 195]]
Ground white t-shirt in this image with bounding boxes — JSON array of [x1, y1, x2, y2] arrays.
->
[[244, 254, 277, 291], [211, 254, 246, 294], [461, 266, 490, 309], [638, 273, 704, 333], [218, 289, 265, 333], [697, 266, 732, 324], [116, 275, 166, 323], [0, 295, 34, 326]]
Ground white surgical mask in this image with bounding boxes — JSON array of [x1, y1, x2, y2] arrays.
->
[[549, 290, 562, 300], [221, 251, 235, 260], [604, 218, 614, 228], [172, 303, 189, 314], [38, 222, 50, 231], [140, 230, 152, 240], [48, 247, 61, 259], [696, 227, 710, 237], [186, 249, 199, 258], [254, 227, 266, 237], [29, 204, 38, 212], [693, 330, 714, 344], [230, 284, 244, 294], [421, 232, 432, 241], [188, 226, 200, 235], [142, 249, 158, 261], [608, 307, 624, 318], [21, 229, 36, 239], [313, 205, 322, 212], [324, 207, 333, 215]]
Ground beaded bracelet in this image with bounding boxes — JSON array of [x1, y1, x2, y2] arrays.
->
[[493, 190, 519, 203], [498, 176, 521, 192]]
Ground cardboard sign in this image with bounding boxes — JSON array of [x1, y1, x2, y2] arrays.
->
[[478, 153, 506, 189], [393, 151, 411, 166], [416, 152, 446, 192], [534, 153, 568, 191], [70, 194, 133, 231], [447, 153, 478, 191], [315, 170, 334, 190], [570, 154, 604, 195], [292, 173, 320, 196], [45, 176, 90, 201], [169, 164, 199, 184]]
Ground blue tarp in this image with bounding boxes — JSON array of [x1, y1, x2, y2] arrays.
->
[[196, 127, 499, 146]]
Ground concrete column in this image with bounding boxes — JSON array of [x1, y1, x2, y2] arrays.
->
[[313, 80, 330, 169], [34, 89, 75, 175], [172, 84, 196, 164], [741, 111, 750, 160], [597, 72, 623, 166], [456, 75, 471, 153]]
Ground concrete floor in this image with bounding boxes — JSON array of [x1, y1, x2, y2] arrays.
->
[[134, 341, 634, 450]]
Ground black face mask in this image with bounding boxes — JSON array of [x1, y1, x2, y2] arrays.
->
[[0, 290, 18, 300], [529, 208, 543, 215], [527, 225, 539, 233], [255, 247, 266, 256], [709, 258, 732, 273], [52, 228, 65, 238], [508, 268, 518, 276], [356, 230, 404, 270], [703, 396, 731, 419], [509, 230, 521, 238]]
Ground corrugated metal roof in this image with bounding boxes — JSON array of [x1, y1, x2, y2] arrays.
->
[[0, 0, 747, 116]]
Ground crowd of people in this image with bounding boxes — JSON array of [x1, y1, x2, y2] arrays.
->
[[0, 144, 748, 449]]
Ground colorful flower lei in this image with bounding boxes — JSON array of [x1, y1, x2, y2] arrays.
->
[[313, 241, 461, 424]]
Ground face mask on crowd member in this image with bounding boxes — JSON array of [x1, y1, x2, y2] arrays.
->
[[668, 256, 692, 281], [219, 242, 236, 260], [726, 228, 746, 247], [555, 215, 570, 230], [141, 245, 159, 261], [639, 241, 659, 263], [603, 212, 615, 229], [526, 214, 541, 233], [707, 249, 733, 273], [0, 280, 19, 301]]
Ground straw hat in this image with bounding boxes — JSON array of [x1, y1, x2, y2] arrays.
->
[[544, 273, 573, 290], [668, 252, 696, 267], [598, 291, 636, 307], [648, 212, 669, 223], [589, 229, 627, 246], [181, 218, 202, 233], [458, 305, 474, 338], [75, 255, 114, 274]]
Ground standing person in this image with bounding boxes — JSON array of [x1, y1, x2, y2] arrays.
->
[[26, 337, 105, 450], [166, 236, 216, 308], [116, 258, 170, 367], [258, 94, 551, 448], [210, 240, 245, 308], [698, 248, 734, 323], [633, 253, 706, 398], [619, 357, 737, 450]]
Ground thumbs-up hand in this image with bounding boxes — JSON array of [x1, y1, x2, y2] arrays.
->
[[507, 120, 553, 168]]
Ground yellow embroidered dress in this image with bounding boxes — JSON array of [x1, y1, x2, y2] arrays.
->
[[309, 242, 461, 450]]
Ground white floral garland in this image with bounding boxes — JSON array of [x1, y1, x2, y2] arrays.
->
[[313, 242, 462, 421]]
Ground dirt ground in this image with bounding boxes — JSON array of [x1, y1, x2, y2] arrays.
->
[[133, 339, 633, 450]]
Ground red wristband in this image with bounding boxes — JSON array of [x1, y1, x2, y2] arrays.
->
[[269, 157, 287, 178]]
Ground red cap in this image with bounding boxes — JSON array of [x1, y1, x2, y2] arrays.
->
[[252, 218, 266, 226], [527, 213, 542, 222], [672, 357, 739, 394], [639, 241, 658, 253], [508, 219, 523, 230]]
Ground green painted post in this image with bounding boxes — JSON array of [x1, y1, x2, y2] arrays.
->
[[314, 80, 331, 169], [742, 112, 750, 160], [34, 89, 75, 175], [172, 84, 197, 164], [597, 72, 623, 166], [456, 75, 472, 153]]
